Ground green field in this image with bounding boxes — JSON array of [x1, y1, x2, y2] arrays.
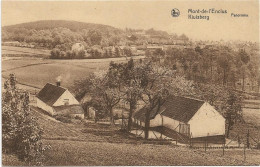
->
[[2, 45, 50, 57], [43, 140, 256, 166], [2, 57, 143, 89]]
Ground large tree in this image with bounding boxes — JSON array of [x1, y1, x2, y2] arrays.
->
[[87, 62, 124, 125], [117, 59, 143, 131], [138, 61, 194, 139], [221, 90, 243, 138]]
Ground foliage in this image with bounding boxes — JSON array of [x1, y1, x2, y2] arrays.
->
[[136, 61, 194, 139], [50, 48, 86, 59], [86, 67, 123, 124], [194, 83, 243, 138], [161, 45, 259, 92], [2, 74, 49, 165], [106, 59, 144, 131], [221, 90, 243, 137]]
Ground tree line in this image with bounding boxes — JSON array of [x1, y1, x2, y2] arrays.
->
[[50, 46, 133, 59], [148, 45, 259, 92]]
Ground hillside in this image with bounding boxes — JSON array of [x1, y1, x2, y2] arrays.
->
[[5, 107, 257, 166], [2, 20, 181, 52], [2, 20, 120, 32], [2, 20, 127, 51]]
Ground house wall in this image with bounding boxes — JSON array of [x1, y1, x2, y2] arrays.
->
[[53, 90, 79, 106], [161, 115, 182, 131], [150, 114, 163, 127], [188, 102, 225, 138], [36, 98, 55, 115]]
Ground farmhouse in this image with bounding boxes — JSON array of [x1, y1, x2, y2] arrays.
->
[[36, 82, 84, 119], [133, 96, 225, 142]]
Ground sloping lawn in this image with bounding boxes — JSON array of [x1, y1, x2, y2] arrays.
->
[[4, 108, 259, 166], [35, 108, 260, 166], [43, 139, 256, 166], [2, 154, 26, 166]]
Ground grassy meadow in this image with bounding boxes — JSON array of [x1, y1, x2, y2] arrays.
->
[[2, 56, 144, 89], [4, 107, 259, 166], [2, 46, 51, 57]]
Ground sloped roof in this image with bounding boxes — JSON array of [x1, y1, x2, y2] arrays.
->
[[53, 105, 84, 115], [134, 96, 204, 123], [133, 104, 165, 122], [36, 83, 67, 106]]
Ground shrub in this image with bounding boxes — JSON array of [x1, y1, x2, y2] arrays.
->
[[257, 142, 260, 149], [55, 115, 72, 123], [75, 115, 83, 120], [2, 74, 49, 165], [50, 48, 61, 59]]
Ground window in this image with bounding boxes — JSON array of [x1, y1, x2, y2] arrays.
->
[[64, 99, 69, 105]]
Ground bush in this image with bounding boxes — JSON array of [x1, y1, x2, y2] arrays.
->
[[50, 48, 61, 59], [75, 115, 83, 120], [2, 74, 49, 165], [257, 142, 260, 149], [55, 115, 72, 123]]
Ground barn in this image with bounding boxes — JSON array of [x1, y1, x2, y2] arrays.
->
[[36, 82, 84, 119], [133, 96, 225, 143]]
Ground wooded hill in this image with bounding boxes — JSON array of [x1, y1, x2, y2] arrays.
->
[[2, 20, 183, 50], [2, 20, 118, 32]]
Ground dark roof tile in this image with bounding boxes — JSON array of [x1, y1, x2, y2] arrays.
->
[[134, 96, 204, 123], [37, 83, 67, 106]]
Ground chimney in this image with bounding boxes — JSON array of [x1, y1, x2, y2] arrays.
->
[[56, 75, 62, 86], [56, 81, 61, 87]]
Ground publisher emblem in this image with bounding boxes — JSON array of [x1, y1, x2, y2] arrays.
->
[[171, 8, 180, 17]]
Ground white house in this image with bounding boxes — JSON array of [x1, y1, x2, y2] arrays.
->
[[36, 82, 84, 119], [133, 96, 225, 141], [72, 43, 85, 52]]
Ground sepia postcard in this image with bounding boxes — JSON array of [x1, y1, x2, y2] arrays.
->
[[1, 0, 260, 166]]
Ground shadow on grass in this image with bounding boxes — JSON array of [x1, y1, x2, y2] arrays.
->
[[81, 122, 173, 145]]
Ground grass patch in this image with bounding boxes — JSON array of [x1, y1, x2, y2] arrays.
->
[[5, 108, 259, 166], [2, 153, 27, 166], [42, 139, 256, 166], [2, 56, 144, 89], [2, 45, 50, 56]]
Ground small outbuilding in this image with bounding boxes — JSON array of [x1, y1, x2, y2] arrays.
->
[[133, 96, 225, 142], [36, 83, 84, 119]]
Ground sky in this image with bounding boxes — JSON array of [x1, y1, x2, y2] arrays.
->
[[2, 0, 259, 42]]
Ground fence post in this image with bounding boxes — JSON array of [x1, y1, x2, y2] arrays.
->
[[247, 130, 250, 149], [160, 115, 163, 139], [189, 133, 192, 148], [244, 145, 246, 162], [176, 133, 178, 145], [136, 121, 138, 135], [238, 135, 240, 148], [205, 137, 207, 152], [222, 134, 225, 156], [207, 133, 209, 147], [121, 114, 124, 129]]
